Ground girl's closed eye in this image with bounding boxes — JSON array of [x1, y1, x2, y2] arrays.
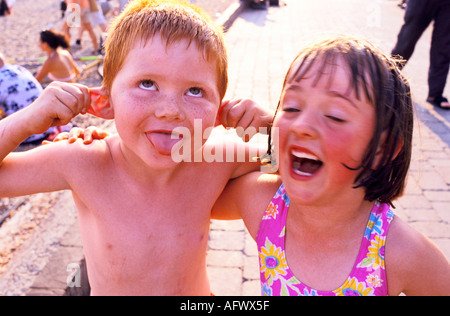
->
[[282, 104, 301, 112], [186, 87, 203, 97], [326, 114, 346, 123], [139, 79, 156, 91], [325, 105, 351, 124]]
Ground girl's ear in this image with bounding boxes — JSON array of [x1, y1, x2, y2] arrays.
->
[[88, 87, 114, 119], [373, 131, 403, 169]]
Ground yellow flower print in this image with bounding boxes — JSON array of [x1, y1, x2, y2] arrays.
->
[[334, 277, 374, 296], [367, 235, 386, 270], [259, 238, 288, 284]]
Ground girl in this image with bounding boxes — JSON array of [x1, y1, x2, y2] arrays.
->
[[213, 36, 450, 296], [35, 30, 81, 83]]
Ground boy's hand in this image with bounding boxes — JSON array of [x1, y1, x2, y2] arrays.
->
[[216, 99, 273, 142], [26, 82, 90, 135], [43, 126, 110, 145]]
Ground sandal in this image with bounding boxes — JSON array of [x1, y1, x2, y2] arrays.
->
[[426, 96, 450, 110]]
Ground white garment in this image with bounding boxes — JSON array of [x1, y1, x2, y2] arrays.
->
[[0, 63, 54, 143]]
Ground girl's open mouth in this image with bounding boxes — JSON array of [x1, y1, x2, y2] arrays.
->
[[291, 149, 323, 177]]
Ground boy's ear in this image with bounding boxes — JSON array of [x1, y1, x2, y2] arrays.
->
[[88, 87, 114, 119]]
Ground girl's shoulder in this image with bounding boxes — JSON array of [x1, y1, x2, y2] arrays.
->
[[386, 215, 450, 295], [239, 172, 282, 238]]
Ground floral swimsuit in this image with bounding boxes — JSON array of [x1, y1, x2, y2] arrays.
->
[[257, 184, 394, 296]]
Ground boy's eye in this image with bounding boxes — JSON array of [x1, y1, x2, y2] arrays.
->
[[186, 87, 203, 97], [139, 80, 156, 90]]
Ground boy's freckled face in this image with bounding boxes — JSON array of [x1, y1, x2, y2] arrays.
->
[[109, 35, 221, 165]]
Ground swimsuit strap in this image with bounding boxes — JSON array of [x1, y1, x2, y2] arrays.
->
[[256, 185, 394, 296]]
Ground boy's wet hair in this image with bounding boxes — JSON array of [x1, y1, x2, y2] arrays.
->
[[102, 0, 228, 101], [268, 36, 413, 206]]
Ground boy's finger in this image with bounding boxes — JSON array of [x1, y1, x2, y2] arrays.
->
[[57, 83, 90, 114], [226, 106, 245, 128], [70, 83, 91, 113], [235, 113, 253, 132]]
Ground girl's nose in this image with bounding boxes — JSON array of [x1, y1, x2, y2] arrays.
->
[[289, 108, 319, 140]]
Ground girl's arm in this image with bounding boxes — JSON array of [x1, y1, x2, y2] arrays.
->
[[211, 171, 280, 239], [70, 56, 82, 77], [34, 59, 52, 83], [386, 216, 450, 295]]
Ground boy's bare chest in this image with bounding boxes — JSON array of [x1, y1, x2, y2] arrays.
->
[[72, 174, 215, 294], [75, 172, 217, 234]]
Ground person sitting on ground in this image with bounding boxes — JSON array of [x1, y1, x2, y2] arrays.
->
[[35, 30, 81, 83]]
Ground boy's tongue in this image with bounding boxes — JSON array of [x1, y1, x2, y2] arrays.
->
[[147, 132, 181, 156]]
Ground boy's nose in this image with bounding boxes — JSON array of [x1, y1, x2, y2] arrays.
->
[[154, 96, 185, 121]]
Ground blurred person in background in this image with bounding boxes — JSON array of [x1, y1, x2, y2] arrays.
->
[[391, 0, 450, 109], [35, 30, 81, 83], [0, 0, 11, 16]]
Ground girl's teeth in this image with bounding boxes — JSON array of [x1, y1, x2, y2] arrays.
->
[[291, 149, 319, 161]]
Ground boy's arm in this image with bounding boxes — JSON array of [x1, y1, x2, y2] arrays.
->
[[0, 82, 91, 196]]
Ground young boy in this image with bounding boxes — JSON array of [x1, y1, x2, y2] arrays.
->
[[0, 0, 271, 295]]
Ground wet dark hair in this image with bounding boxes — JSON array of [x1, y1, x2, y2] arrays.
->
[[267, 36, 413, 207], [40, 30, 70, 50]]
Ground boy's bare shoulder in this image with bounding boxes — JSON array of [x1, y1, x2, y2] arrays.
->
[[386, 215, 450, 295]]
